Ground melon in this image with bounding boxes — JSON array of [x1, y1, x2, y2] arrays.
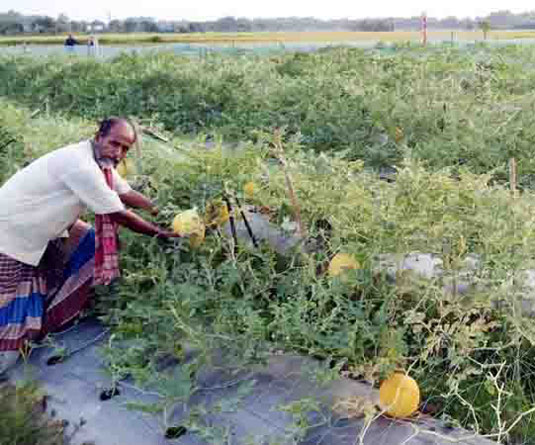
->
[[328, 253, 359, 277], [243, 181, 255, 199], [205, 200, 230, 227], [116, 158, 137, 178], [379, 372, 420, 418], [172, 209, 205, 248]]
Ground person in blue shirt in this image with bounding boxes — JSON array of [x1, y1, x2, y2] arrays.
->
[[64, 34, 78, 53]]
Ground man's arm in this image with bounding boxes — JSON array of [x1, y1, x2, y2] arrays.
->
[[108, 210, 176, 238], [119, 191, 159, 216]]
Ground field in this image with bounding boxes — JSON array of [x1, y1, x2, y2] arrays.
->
[[3, 44, 535, 442], [0, 30, 533, 46]]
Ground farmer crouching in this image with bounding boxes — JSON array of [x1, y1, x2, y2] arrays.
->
[[0, 117, 179, 373]]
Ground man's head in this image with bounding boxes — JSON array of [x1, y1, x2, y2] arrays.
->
[[93, 117, 136, 167]]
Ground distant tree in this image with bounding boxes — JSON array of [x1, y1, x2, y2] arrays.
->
[[188, 22, 205, 33], [0, 22, 23, 35], [56, 13, 70, 33], [70, 21, 88, 32], [215, 16, 237, 32], [32, 16, 56, 33], [108, 19, 123, 32], [124, 18, 139, 33], [139, 20, 158, 32]]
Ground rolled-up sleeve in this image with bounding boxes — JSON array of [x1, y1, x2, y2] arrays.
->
[[112, 169, 132, 195], [60, 167, 126, 215]]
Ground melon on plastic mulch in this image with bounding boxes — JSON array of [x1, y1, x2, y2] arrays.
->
[[328, 253, 359, 277], [172, 209, 205, 248], [379, 372, 420, 418]]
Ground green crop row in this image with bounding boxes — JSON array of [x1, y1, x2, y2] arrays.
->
[[2, 44, 535, 177]]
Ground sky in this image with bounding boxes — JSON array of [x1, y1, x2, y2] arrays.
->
[[2, 0, 535, 22]]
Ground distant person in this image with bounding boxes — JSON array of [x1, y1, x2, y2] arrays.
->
[[87, 34, 100, 57], [64, 34, 78, 53]]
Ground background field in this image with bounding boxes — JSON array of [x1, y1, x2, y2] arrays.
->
[[0, 30, 532, 45]]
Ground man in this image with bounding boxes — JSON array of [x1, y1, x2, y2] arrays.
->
[[64, 34, 78, 53], [0, 117, 179, 372]]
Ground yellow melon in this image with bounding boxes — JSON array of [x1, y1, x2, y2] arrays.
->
[[116, 158, 137, 178], [243, 181, 255, 199], [379, 372, 420, 418], [172, 209, 205, 248], [205, 200, 230, 227], [328, 253, 359, 277]]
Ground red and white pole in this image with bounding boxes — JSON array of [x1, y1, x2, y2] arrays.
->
[[421, 12, 427, 46]]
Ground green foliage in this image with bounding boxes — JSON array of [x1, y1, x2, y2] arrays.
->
[[3, 45, 535, 172], [0, 381, 64, 445], [5, 45, 535, 441]]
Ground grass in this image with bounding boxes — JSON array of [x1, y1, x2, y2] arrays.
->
[[0, 381, 64, 445], [3, 44, 535, 442], [0, 30, 524, 46]]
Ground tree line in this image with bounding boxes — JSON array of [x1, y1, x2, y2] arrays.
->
[[2, 9, 535, 35]]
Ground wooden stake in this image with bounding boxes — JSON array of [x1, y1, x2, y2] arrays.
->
[[272, 129, 307, 239], [223, 193, 238, 257], [141, 126, 169, 143], [510, 157, 518, 198]]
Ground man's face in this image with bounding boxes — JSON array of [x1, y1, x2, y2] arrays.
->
[[94, 122, 135, 167]]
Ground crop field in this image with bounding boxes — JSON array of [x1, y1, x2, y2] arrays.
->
[[0, 30, 533, 46], [3, 44, 535, 442]]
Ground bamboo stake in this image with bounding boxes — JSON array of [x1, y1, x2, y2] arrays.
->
[[233, 193, 258, 248], [141, 126, 170, 143], [223, 193, 238, 257], [272, 129, 307, 239], [509, 157, 518, 198]]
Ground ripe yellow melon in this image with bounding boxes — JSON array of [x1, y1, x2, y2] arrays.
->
[[172, 209, 205, 248], [243, 181, 255, 199], [116, 158, 137, 178], [379, 372, 420, 418], [328, 253, 359, 277], [205, 200, 230, 227]]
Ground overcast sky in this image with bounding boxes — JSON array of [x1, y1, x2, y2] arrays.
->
[[2, 0, 534, 22]]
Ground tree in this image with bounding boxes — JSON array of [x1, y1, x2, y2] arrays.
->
[[56, 13, 70, 33], [32, 16, 56, 33], [139, 19, 158, 32], [124, 18, 139, 33], [108, 19, 123, 32]]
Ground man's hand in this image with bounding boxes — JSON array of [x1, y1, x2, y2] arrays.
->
[[156, 230, 181, 239]]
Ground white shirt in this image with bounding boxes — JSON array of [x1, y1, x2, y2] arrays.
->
[[0, 140, 131, 266]]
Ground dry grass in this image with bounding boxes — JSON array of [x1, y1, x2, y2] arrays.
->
[[0, 30, 530, 45]]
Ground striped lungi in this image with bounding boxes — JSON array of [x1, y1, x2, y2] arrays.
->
[[0, 221, 95, 351]]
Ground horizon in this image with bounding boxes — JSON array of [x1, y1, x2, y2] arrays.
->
[[2, 1, 535, 23]]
